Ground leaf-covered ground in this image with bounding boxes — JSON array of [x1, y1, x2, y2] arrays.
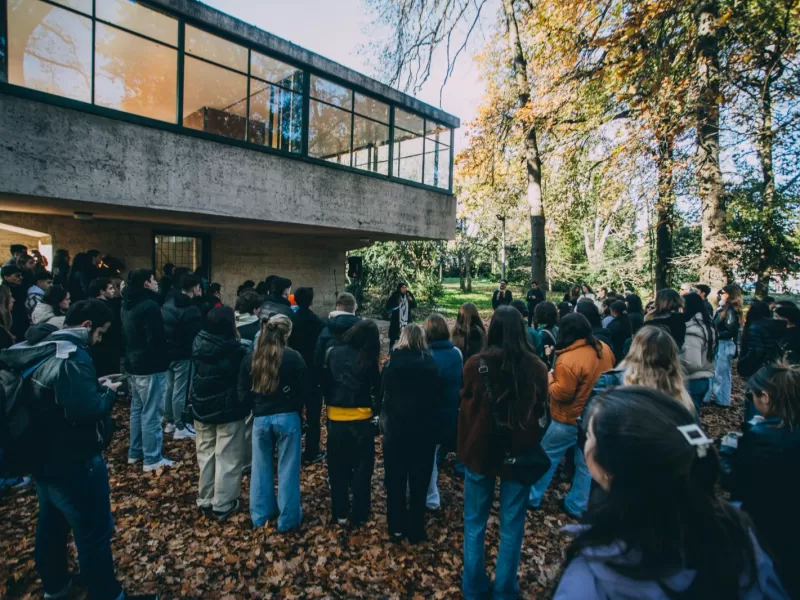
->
[[0, 376, 744, 599]]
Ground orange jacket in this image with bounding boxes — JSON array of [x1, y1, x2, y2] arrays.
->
[[549, 340, 615, 425]]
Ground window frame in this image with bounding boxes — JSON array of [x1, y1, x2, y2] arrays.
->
[[0, 0, 455, 194], [152, 229, 211, 279]]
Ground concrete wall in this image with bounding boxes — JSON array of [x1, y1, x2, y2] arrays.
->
[[0, 94, 456, 242], [0, 211, 349, 309]]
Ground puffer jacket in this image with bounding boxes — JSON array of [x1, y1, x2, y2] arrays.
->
[[162, 292, 203, 362], [0, 328, 117, 465], [190, 330, 248, 424], [31, 302, 65, 329], [121, 287, 169, 375], [681, 314, 716, 380], [550, 340, 615, 425], [738, 319, 786, 379], [323, 344, 381, 412], [258, 295, 293, 320], [314, 312, 361, 369]]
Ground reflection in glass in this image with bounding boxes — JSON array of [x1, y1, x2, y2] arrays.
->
[[7, 0, 92, 102], [183, 56, 247, 140], [393, 129, 424, 183], [48, 0, 91, 15], [424, 140, 451, 189], [354, 92, 389, 123], [251, 51, 302, 92], [249, 79, 302, 153], [94, 23, 177, 122], [352, 116, 389, 175], [309, 99, 351, 164], [185, 25, 247, 73], [96, 0, 177, 46], [395, 108, 424, 135], [310, 75, 352, 109]]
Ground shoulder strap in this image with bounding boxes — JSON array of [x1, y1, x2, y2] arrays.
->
[[324, 345, 334, 371], [478, 357, 492, 404]]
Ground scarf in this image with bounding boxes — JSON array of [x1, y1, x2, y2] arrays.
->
[[399, 294, 410, 328]]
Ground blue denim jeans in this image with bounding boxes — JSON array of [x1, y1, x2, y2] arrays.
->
[[712, 339, 736, 406], [463, 468, 529, 600], [128, 372, 167, 466], [528, 420, 591, 517], [686, 377, 711, 415], [33, 455, 123, 600], [250, 412, 302, 531], [427, 444, 441, 509], [165, 359, 192, 430]]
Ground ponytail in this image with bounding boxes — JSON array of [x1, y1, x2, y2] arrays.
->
[[251, 314, 292, 395]]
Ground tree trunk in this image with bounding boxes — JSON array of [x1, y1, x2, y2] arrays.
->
[[696, 0, 728, 297], [756, 88, 775, 297], [655, 132, 674, 292], [465, 251, 472, 292], [502, 0, 547, 286]]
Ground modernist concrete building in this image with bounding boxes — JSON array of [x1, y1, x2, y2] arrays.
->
[[0, 0, 458, 306]]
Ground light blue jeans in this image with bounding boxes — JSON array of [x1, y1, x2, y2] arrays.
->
[[712, 339, 737, 406], [427, 444, 441, 509], [463, 468, 529, 600], [165, 359, 192, 429], [250, 412, 302, 531], [128, 372, 168, 466], [686, 377, 712, 415], [528, 420, 591, 517]]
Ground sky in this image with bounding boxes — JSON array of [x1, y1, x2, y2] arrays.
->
[[201, 0, 487, 152]]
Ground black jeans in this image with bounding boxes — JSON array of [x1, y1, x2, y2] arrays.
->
[[303, 386, 323, 459], [33, 455, 122, 600], [383, 437, 435, 541], [327, 419, 375, 524]]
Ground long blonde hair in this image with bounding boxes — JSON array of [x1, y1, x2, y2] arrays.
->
[[251, 314, 292, 395], [394, 323, 428, 351], [619, 326, 695, 413]]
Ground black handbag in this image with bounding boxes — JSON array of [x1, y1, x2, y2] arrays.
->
[[478, 358, 550, 485]]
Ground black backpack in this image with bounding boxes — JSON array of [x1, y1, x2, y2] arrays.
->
[[0, 349, 56, 476]]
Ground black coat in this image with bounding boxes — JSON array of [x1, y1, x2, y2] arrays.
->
[[162, 292, 203, 362], [737, 319, 786, 379], [314, 313, 361, 370], [780, 326, 800, 365], [606, 317, 631, 364], [526, 287, 545, 308], [238, 346, 309, 417], [92, 296, 123, 376], [721, 416, 800, 598], [628, 311, 644, 335], [715, 306, 741, 342], [190, 331, 248, 424], [323, 344, 382, 411], [491, 288, 513, 310], [643, 312, 686, 349], [8, 281, 29, 342], [121, 287, 170, 375], [289, 307, 325, 372], [258, 295, 293, 320], [454, 324, 486, 363], [591, 326, 614, 354], [380, 348, 445, 443], [386, 291, 417, 341]]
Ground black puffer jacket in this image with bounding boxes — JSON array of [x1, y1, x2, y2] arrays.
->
[[0, 328, 117, 465], [323, 344, 381, 411], [380, 348, 445, 443], [643, 312, 686, 349], [258, 295, 293, 320], [121, 287, 169, 375], [190, 331, 248, 424], [162, 292, 203, 362], [238, 346, 310, 417], [289, 307, 325, 372], [715, 306, 741, 343], [314, 313, 361, 369], [737, 319, 786, 379]]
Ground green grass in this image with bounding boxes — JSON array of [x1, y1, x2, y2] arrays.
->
[[434, 278, 528, 318]]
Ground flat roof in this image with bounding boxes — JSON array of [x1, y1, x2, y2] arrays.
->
[[146, 0, 461, 129]]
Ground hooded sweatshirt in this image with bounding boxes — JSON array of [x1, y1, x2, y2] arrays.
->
[[31, 302, 65, 329]]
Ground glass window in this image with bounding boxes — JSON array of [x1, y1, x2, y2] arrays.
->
[[7, 0, 92, 103], [249, 79, 302, 153], [310, 75, 352, 110], [354, 92, 388, 123], [48, 0, 91, 14], [183, 56, 247, 141], [251, 51, 302, 92], [426, 123, 450, 146], [185, 25, 247, 73], [393, 128, 424, 183], [309, 99, 351, 164], [395, 108, 424, 135], [96, 0, 177, 46], [352, 115, 389, 175], [424, 140, 451, 189], [94, 23, 177, 122]]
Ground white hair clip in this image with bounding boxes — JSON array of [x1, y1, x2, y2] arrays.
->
[[677, 424, 714, 458]]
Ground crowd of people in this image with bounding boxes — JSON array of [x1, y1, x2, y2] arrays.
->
[[1, 245, 799, 599]]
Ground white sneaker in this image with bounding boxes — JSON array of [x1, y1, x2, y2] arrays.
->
[[143, 458, 176, 472], [173, 426, 195, 440], [337, 518, 347, 527], [164, 423, 176, 434], [43, 578, 71, 599], [127, 457, 142, 465]]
